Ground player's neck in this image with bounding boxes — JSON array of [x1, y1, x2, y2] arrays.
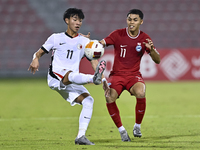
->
[[66, 30, 78, 38], [128, 30, 139, 37]]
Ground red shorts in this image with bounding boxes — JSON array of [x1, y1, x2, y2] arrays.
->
[[107, 73, 145, 97]]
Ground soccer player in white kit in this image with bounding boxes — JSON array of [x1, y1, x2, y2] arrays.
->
[[28, 8, 106, 145]]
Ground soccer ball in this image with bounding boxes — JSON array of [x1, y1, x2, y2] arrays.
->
[[84, 40, 105, 60]]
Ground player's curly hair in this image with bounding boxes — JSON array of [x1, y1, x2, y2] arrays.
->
[[63, 8, 84, 22], [127, 9, 144, 19]]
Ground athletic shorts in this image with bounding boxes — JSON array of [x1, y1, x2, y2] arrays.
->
[[47, 70, 89, 106], [107, 73, 145, 97]]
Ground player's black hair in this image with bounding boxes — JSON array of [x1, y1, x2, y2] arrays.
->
[[127, 9, 144, 19], [63, 8, 84, 22]]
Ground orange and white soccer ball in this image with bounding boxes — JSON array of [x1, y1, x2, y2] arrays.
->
[[84, 40, 105, 60]]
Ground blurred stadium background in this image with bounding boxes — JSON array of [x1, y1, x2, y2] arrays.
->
[[0, 0, 200, 79]]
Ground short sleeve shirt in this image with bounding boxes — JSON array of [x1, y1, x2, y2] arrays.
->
[[42, 32, 90, 73], [104, 28, 153, 74]]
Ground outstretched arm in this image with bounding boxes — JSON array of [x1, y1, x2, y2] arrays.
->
[[99, 39, 106, 47], [79, 32, 91, 39], [143, 39, 160, 64], [28, 48, 46, 74]]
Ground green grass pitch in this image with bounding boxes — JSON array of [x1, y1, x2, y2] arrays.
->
[[0, 78, 200, 150]]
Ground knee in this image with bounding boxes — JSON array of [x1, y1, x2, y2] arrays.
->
[[135, 91, 145, 98], [82, 96, 94, 109], [105, 88, 118, 103], [105, 97, 111, 103], [130, 82, 146, 98], [105, 96, 116, 103]]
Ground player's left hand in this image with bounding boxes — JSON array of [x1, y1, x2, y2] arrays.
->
[[79, 32, 90, 39], [143, 39, 154, 50]]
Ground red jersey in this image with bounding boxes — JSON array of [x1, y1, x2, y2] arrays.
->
[[104, 27, 152, 75]]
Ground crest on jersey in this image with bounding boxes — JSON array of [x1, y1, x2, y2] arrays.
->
[[77, 43, 83, 50], [136, 43, 142, 52]]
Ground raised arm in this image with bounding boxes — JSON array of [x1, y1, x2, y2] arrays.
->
[[99, 39, 106, 47], [28, 48, 46, 74], [143, 39, 160, 64]]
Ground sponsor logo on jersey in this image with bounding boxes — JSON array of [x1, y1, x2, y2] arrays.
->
[[77, 43, 82, 50], [136, 43, 142, 52], [120, 45, 127, 47], [59, 42, 66, 45]]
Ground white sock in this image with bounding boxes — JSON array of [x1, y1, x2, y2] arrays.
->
[[77, 127, 86, 138], [118, 126, 126, 132], [68, 72, 93, 85], [134, 123, 141, 128], [77, 96, 94, 138]]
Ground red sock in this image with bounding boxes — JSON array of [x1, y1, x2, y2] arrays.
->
[[106, 102, 122, 128], [135, 98, 146, 124]]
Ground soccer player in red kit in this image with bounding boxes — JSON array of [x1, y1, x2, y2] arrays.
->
[[100, 9, 161, 141]]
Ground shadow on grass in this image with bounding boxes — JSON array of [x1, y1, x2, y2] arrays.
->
[[142, 133, 200, 141], [1, 134, 199, 149], [92, 133, 200, 149]]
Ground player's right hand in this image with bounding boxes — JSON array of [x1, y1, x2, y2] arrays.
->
[[79, 32, 90, 39], [28, 60, 39, 74]]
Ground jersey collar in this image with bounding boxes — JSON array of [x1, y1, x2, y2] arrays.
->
[[126, 27, 140, 39], [65, 32, 79, 38]]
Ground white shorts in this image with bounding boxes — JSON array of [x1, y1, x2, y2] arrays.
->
[[47, 73, 90, 106]]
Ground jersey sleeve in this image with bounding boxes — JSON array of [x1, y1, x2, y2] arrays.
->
[[104, 30, 118, 46], [41, 34, 55, 53], [144, 35, 155, 54]]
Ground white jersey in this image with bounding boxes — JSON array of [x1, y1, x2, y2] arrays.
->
[[42, 32, 90, 75]]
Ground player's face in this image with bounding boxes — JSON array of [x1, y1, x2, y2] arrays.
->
[[66, 15, 82, 33], [127, 14, 143, 33]]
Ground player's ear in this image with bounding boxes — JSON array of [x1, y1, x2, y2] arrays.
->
[[65, 18, 69, 25], [140, 20, 143, 25]]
